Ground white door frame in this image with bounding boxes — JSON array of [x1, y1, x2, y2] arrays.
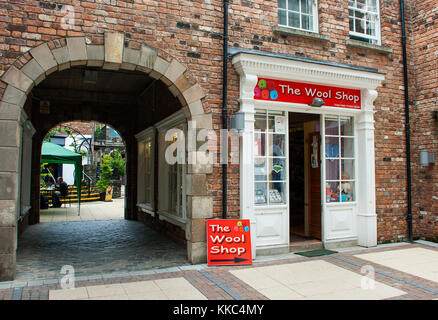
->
[[232, 52, 384, 255]]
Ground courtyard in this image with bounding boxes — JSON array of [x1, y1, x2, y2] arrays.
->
[[15, 198, 189, 282]]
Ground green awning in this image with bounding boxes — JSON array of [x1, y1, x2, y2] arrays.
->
[[41, 141, 83, 208]]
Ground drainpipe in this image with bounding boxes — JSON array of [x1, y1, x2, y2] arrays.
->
[[400, 0, 413, 242], [222, 0, 229, 219]]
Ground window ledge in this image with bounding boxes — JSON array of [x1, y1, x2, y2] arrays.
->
[[273, 26, 330, 41], [346, 39, 393, 54], [158, 211, 186, 229], [137, 203, 155, 216]]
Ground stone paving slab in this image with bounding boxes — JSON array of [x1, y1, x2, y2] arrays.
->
[[39, 198, 124, 223], [1, 243, 438, 300], [354, 247, 438, 283], [230, 260, 405, 300]]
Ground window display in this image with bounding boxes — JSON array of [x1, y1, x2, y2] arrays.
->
[[325, 116, 355, 203], [254, 109, 287, 206], [255, 184, 267, 204]]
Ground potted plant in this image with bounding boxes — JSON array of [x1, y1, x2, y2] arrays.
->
[[109, 149, 125, 198], [110, 149, 125, 179], [95, 154, 113, 201]]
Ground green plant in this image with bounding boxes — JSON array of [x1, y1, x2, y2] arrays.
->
[[94, 126, 102, 139], [44, 126, 87, 157], [40, 163, 53, 188], [110, 149, 125, 178], [95, 154, 113, 192], [44, 128, 60, 142]]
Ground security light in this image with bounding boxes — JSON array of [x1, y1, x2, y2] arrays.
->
[[310, 98, 325, 107], [229, 112, 245, 131], [420, 150, 436, 166]]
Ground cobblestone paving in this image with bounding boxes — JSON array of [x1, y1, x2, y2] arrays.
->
[[16, 219, 189, 281]]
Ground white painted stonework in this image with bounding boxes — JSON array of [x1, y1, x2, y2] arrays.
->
[[232, 52, 384, 255]]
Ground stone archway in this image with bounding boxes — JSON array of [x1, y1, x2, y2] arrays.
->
[[0, 32, 212, 280]]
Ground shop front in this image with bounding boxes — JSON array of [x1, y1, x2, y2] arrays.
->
[[232, 51, 385, 256]]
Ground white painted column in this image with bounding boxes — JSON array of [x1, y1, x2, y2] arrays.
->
[[356, 89, 378, 247], [238, 74, 258, 258]]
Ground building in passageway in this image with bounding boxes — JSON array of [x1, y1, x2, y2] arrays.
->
[[0, 0, 437, 280]]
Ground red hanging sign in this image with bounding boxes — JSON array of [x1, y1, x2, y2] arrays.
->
[[254, 77, 362, 109], [207, 219, 252, 266]]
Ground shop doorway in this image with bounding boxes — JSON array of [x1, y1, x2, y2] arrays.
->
[[289, 112, 322, 242]]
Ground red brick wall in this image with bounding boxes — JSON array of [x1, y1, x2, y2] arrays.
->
[[60, 121, 94, 136], [0, 0, 435, 242], [407, 0, 438, 241]]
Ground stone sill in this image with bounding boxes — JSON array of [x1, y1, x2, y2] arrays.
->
[[137, 203, 155, 216], [273, 26, 330, 41], [158, 211, 186, 230], [346, 39, 393, 54]]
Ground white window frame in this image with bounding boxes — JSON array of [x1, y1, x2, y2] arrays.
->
[[278, 0, 319, 33], [254, 109, 289, 208], [348, 0, 381, 45], [323, 115, 357, 205], [135, 127, 155, 214], [155, 111, 187, 229]]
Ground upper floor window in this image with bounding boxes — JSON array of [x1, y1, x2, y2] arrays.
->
[[348, 0, 380, 45], [278, 0, 318, 33]]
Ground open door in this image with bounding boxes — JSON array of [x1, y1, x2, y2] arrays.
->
[[289, 112, 321, 243], [308, 132, 321, 239]]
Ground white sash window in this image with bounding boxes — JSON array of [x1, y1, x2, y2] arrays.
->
[[278, 0, 318, 33], [348, 0, 381, 45]]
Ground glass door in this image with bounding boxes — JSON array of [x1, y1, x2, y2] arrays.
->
[[253, 109, 289, 248], [321, 114, 357, 243]]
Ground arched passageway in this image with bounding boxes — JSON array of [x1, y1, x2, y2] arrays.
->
[[0, 33, 212, 280]]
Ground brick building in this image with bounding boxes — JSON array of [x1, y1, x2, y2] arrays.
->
[[0, 0, 436, 280]]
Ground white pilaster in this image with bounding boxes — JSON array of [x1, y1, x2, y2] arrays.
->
[[235, 68, 258, 258], [356, 89, 378, 247]]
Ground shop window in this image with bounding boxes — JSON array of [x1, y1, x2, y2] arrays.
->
[[325, 116, 355, 203], [144, 136, 154, 202], [157, 117, 187, 224], [348, 0, 380, 45], [278, 0, 318, 33], [136, 128, 155, 212], [166, 128, 185, 218], [254, 110, 287, 206]]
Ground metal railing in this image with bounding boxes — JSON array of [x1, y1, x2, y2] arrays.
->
[[82, 171, 93, 197]]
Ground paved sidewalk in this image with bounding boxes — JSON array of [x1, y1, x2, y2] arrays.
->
[[1, 242, 437, 300], [39, 198, 125, 223]]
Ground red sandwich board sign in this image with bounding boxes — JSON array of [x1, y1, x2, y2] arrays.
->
[[207, 219, 252, 266], [254, 77, 362, 109]]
